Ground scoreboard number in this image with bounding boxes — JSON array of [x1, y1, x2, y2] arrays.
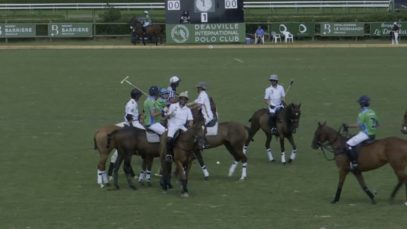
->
[[167, 0, 181, 11], [201, 13, 208, 23], [225, 0, 238, 9]]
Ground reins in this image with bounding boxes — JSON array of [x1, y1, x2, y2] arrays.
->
[[318, 125, 348, 161]]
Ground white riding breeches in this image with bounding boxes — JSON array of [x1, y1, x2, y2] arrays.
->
[[268, 105, 283, 114], [167, 124, 187, 138], [148, 123, 166, 135], [346, 131, 369, 147]]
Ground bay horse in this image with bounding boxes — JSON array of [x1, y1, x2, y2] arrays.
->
[[311, 122, 407, 205], [401, 110, 407, 134], [198, 122, 250, 180], [106, 126, 164, 190], [93, 124, 121, 187], [244, 103, 302, 164], [129, 16, 163, 45], [160, 116, 206, 197]]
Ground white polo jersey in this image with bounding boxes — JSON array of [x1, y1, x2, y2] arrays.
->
[[124, 98, 139, 121], [264, 85, 285, 107], [195, 91, 214, 123], [167, 102, 193, 127]]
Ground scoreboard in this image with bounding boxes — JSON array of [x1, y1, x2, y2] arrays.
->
[[165, 0, 245, 44]]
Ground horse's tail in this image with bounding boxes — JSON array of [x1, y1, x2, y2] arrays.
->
[[107, 129, 119, 149], [245, 126, 254, 142], [93, 136, 98, 150]]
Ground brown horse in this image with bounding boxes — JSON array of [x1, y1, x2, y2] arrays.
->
[[106, 126, 162, 190], [244, 103, 302, 164], [198, 122, 250, 180], [401, 110, 407, 134], [93, 123, 121, 187], [311, 122, 407, 204], [160, 119, 206, 197], [129, 16, 163, 45]]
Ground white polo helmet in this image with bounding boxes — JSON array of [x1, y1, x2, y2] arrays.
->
[[179, 91, 189, 99], [169, 75, 180, 84], [269, 74, 279, 81]]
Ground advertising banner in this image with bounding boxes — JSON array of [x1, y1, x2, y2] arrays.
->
[[0, 24, 36, 38], [270, 23, 315, 37], [166, 23, 245, 44], [370, 22, 406, 37], [48, 23, 93, 37], [320, 22, 365, 36]]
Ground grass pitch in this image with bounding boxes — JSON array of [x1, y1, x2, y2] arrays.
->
[[0, 47, 406, 229]]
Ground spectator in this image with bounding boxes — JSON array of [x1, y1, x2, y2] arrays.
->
[[255, 26, 265, 44], [391, 22, 400, 45], [179, 10, 191, 24]]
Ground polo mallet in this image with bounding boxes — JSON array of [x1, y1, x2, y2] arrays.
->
[[120, 76, 148, 96], [285, 79, 295, 96]]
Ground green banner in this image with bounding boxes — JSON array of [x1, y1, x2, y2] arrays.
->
[[0, 24, 36, 38], [166, 23, 245, 44], [270, 23, 314, 37], [370, 22, 406, 36], [48, 23, 93, 38], [320, 22, 365, 36]]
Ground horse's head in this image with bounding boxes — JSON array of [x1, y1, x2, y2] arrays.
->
[[189, 106, 207, 147], [311, 121, 329, 149], [287, 103, 301, 130], [401, 110, 407, 134]]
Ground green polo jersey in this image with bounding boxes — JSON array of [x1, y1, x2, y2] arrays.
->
[[357, 108, 379, 136]]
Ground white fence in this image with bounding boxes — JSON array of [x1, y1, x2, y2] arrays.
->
[[0, 1, 390, 10]]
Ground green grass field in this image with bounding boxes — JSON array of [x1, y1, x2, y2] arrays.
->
[[0, 47, 406, 229]]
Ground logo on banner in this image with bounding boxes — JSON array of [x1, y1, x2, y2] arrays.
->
[[50, 24, 59, 36], [171, 25, 189, 43]]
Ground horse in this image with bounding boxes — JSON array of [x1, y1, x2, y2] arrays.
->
[[107, 107, 206, 194], [311, 122, 407, 205], [160, 116, 206, 197], [401, 110, 407, 134], [244, 103, 302, 164], [129, 16, 163, 45], [198, 122, 250, 180], [93, 123, 122, 187], [106, 126, 163, 190]]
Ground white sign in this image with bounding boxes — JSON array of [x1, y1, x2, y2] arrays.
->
[[201, 13, 208, 23], [167, 0, 181, 11], [225, 0, 238, 9]]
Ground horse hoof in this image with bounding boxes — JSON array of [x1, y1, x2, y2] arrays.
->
[[269, 160, 275, 163], [99, 184, 105, 188], [330, 200, 338, 204], [204, 176, 209, 181], [147, 182, 152, 187], [288, 159, 293, 163], [371, 199, 376, 205], [180, 192, 189, 198]]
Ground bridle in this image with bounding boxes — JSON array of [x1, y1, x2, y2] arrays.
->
[[315, 125, 348, 161]]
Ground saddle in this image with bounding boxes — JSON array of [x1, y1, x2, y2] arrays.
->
[[145, 130, 160, 143]]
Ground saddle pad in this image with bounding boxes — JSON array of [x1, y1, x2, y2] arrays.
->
[[206, 122, 218, 136], [146, 131, 160, 143], [115, 122, 126, 128]]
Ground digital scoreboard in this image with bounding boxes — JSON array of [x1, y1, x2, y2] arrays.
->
[[165, 0, 245, 44]]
